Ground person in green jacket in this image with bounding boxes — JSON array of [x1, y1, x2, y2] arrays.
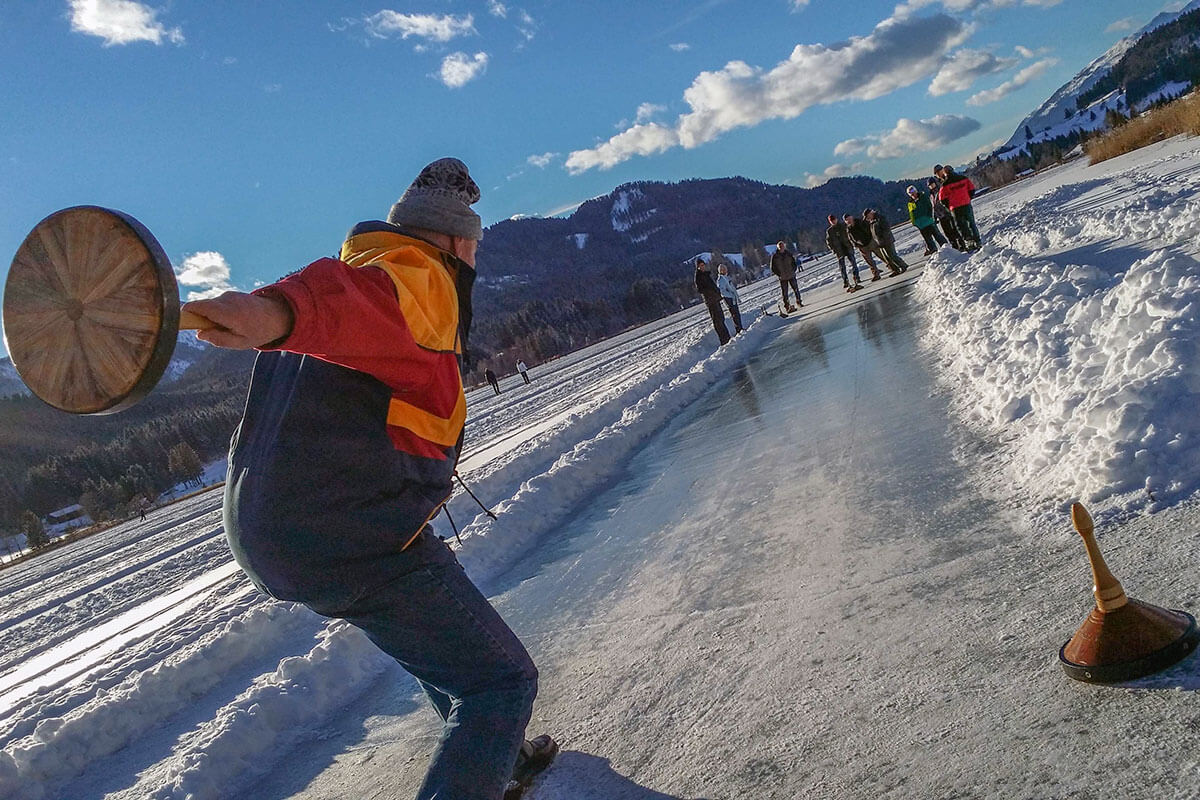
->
[[906, 185, 947, 255]]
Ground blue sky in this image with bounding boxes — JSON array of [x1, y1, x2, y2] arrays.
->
[[0, 0, 1182, 344]]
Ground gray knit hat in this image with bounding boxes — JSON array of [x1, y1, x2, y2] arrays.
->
[[387, 157, 483, 241]]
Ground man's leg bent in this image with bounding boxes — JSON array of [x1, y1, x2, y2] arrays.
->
[[338, 532, 538, 800]]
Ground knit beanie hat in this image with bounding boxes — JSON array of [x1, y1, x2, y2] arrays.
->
[[387, 157, 483, 241]]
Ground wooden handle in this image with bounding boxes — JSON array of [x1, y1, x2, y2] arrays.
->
[[179, 308, 217, 331], [1071, 502, 1128, 612]]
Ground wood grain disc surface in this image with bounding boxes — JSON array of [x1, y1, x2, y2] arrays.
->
[[3, 206, 180, 414]]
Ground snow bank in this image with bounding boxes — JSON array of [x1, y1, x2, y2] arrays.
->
[[0, 601, 346, 800], [917, 143, 1200, 519], [451, 316, 777, 585]]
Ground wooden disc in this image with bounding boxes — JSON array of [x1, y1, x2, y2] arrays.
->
[[3, 206, 181, 414]]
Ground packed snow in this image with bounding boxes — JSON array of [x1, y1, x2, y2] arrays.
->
[[3, 136, 1200, 799], [917, 135, 1200, 524]]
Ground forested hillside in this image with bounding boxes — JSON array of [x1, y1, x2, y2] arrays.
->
[[1075, 8, 1200, 110]]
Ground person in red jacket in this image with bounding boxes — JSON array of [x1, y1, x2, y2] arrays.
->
[[935, 164, 981, 250], [183, 158, 556, 800]]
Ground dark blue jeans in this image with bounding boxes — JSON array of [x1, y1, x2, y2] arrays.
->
[[335, 530, 538, 800]]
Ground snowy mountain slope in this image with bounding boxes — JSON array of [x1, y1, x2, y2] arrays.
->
[[1001, 0, 1200, 151]]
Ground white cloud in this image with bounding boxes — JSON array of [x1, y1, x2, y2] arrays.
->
[[840, 114, 982, 159], [789, 0, 812, 9], [670, 42, 691, 52], [1013, 44, 1035, 58], [364, 11, 475, 42], [527, 152, 559, 168], [68, 0, 183, 46], [804, 163, 850, 188], [516, 10, 537, 42], [928, 48, 1018, 95], [1105, 17, 1138, 33], [439, 51, 489, 88], [568, 13, 971, 172], [487, 0, 508, 18], [176, 252, 235, 300], [565, 123, 679, 173], [967, 57, 1057, 105], [635, 103, 667, 123]]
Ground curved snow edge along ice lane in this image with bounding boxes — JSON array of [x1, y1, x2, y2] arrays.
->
[[450, 311, 779, 586], [914, 138, 1200, 524]]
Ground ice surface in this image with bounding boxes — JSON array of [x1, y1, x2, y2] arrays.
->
[[4, 137, 1200, 799]]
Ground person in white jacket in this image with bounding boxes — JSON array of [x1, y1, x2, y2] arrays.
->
[[516, 359, 531, 384], [715, 264, 744, 334]]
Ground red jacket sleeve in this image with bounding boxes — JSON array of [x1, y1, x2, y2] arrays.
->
[[253, 258, 444, 395]]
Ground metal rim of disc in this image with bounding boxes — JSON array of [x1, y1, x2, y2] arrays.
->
[[1059, 611, 1199, 684], [3, 206, 180, 414]]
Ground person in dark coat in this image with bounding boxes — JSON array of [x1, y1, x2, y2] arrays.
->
[[825, 214, 862, 291], [935, 164, 981, 249], [843, 214, 885, 281], [694, 257, 731, 345], [769, 241, 802, 311], [906, 185, 947, 255], [927, 177, 964, 250], [485, 367, 500, 395], [864, 208, 908, 275], [183, 157, 551, 800]]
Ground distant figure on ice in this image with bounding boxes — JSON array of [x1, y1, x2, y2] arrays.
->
[[906, 185, 947, 255], [716, 263, 744, 333], [516, 360, 531, 384], [694, 257, 731, 345], [935, 164, 982, 250], [927, 177, 964, 250], [485, 367, 501, 395], [825, 214, 863, 292], [182, 157, 554, 800], [864, 208, 908, 276], [770, 241, 802, 313], [843, 214, 884, 282]]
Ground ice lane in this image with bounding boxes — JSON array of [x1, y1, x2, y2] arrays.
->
[[266, 278, 1199, 800]]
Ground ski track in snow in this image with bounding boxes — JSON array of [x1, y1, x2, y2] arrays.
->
[[4, 136, 1200, 798]]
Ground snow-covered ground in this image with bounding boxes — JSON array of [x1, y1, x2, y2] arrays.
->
[[3, 137, 1200, 800]]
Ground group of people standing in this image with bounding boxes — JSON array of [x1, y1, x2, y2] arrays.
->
[[906, 165, 983, 255], [694, 163, 986, 344]]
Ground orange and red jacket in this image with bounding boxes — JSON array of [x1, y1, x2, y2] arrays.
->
[[223, 222, 475, 612], [938, 173, 976, 210]]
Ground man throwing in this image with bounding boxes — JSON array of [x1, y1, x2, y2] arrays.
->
[[184, 158, 554, 800]]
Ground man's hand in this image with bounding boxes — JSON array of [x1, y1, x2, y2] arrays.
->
[[182, 291, 294, 350]]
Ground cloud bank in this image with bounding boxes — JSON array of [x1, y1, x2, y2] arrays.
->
[[566, 12, 970, 173], [929, 48, 1018, 95], [364, 11, 475, 42], [967, 57, 1057, 105], [836, 114, 982, 160], [68, 0, 183, 46]]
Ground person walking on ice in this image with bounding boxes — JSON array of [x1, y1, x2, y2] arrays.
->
[[715, 263, 744, 333], [825, 214, 863, 292], [694, 257, 731, 344], [485, 368, 501, 395], [770, 241, 803, 313], [183, 157, 556, 800], [843, 214, 884, 282], [864, 208, 908, 276], [516, 360, 531, 384]]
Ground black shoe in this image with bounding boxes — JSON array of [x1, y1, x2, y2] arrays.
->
[[506, 735, 559, 798]]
